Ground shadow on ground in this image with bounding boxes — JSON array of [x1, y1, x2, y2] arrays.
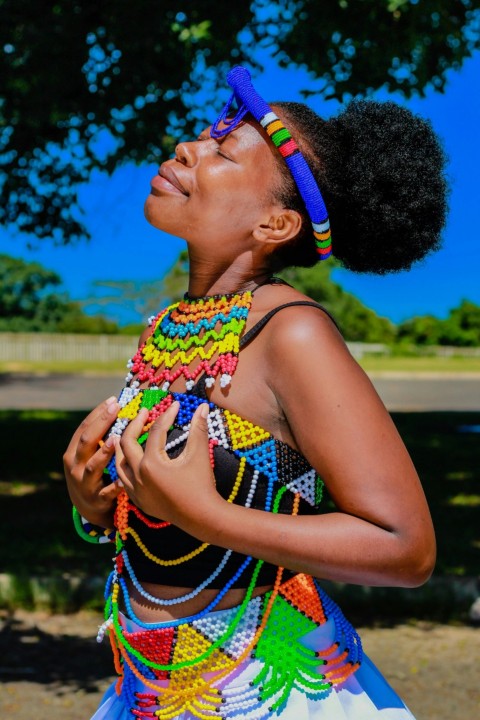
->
[[0, 611, 112, 692]]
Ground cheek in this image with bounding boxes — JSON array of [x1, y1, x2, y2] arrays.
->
[[197, 191, 264, 234], [199, 169, 269, 224]]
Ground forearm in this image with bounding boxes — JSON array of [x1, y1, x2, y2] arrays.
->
[[190, 501, 435, 588]]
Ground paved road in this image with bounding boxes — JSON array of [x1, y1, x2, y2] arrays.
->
[[0, 372, 479, 411]]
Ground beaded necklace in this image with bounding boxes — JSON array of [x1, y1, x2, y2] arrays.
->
[[130, 289, 252, 391]]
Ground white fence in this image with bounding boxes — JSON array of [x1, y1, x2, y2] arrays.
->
[[0, 333, 479, 364], [0, 333, 137, 364]]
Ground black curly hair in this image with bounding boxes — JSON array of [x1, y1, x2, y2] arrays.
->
[[267, 99, 449, 275]]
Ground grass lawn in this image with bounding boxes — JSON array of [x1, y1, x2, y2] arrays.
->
[[1, 355, 480, 376], [360, 355, 480, 374], [1, 409, 479, 613]]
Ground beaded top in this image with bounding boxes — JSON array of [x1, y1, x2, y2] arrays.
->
[[74, 289, 362, 718]]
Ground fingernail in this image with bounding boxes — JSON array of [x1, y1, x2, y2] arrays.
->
[[200, 403, 209, 419], [105, 436, 114, 448], [108, 402, 119, 415], [116, 479, 124, 487], [106, 396, 117, 405]]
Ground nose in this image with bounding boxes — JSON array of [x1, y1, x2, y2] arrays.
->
[[174, 141, 196, 166]]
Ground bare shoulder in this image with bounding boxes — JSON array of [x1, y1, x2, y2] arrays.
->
[[259, 288, 372, 403], [262, 288, 348, 357]]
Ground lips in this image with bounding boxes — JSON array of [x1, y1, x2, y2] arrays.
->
[[154, 163, 189, 196]]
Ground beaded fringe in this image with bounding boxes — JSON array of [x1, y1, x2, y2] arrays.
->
[[103, 573, 362, 719]]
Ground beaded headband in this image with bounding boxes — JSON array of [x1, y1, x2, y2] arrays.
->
[[210, 65, 332, 261]]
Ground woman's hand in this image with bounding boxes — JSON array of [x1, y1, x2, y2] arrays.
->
[[63, 396, 122, 528], [116, 401, 226, 536]]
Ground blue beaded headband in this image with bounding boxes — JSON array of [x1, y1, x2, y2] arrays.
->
[[210, 66, 332, 260]]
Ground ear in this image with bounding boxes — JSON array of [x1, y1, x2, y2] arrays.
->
[[252, 208, 303, 248]]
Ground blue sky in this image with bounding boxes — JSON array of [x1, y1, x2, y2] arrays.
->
[[1, 49, 479, 325]]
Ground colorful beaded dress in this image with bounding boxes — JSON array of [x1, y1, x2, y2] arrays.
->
[[76, 288, 415, 720]]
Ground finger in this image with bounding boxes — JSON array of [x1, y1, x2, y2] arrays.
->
[[82, 434, 117, 492], [99, 479, 123, 504], [114, 439, 133, 492], [65, 396, 118, 461], [120, 407, 149, 467], [182, 403, 211, 462], [144, 400, 180, 461], [73, 398, 120, 465]]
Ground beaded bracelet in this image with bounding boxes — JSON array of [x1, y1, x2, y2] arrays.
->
[[72, 506, 115, 544]]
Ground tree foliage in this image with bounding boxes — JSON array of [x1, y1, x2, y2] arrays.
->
[[1, 1, 479, 244], [88, 250, 190, 333], [0, 254, 119, 332], [398, 299, 480, 346]]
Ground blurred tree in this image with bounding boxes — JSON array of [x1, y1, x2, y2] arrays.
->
[[1, 1, 479, 244], [0, 254, 119, 332], [397, 313, 442, 345], [88, 250, 189, 329], [437, 300, 480, 346], [397, 299, 480, 346]]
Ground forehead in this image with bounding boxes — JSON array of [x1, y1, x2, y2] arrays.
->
[[202, 116, 280, 163]]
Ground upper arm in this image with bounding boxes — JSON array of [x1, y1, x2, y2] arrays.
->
[[269, 307, 433, 540]]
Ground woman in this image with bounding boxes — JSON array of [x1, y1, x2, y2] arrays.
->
[[64, 66, 447, 719]]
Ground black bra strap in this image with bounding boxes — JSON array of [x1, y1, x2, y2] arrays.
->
[[240, 301, 339, 348], [190, 298, 339, 398]]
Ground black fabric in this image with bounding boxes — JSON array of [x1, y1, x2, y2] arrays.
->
[[126, 426, 317, 587]]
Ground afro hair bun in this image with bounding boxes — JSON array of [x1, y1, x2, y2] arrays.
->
[[276, 99, 449, 275], [325, 100, 449, 274]]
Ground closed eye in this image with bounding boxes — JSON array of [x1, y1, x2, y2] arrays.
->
[[217, 149, 234, 161]]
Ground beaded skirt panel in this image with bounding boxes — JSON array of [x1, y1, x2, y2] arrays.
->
[[100, 571, 362, 719]]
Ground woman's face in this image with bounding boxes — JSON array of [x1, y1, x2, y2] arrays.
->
[[144, 117, 283, 261]]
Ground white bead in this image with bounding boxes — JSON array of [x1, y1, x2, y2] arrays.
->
[[220, 373, 232, 388], [96, 616, 112, 643]]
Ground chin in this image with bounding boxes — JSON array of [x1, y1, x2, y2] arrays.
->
[[144, 197, 183, 240], [144, 195, 161, 227]]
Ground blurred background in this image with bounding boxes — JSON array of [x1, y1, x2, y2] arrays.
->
[[0, 2, 479, 719]]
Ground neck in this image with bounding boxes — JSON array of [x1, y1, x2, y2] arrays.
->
[[186, 248, 272, 299]]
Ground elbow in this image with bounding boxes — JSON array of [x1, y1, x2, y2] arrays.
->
[[400, 551, 436, 588], [395, 533, 437, 588]]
